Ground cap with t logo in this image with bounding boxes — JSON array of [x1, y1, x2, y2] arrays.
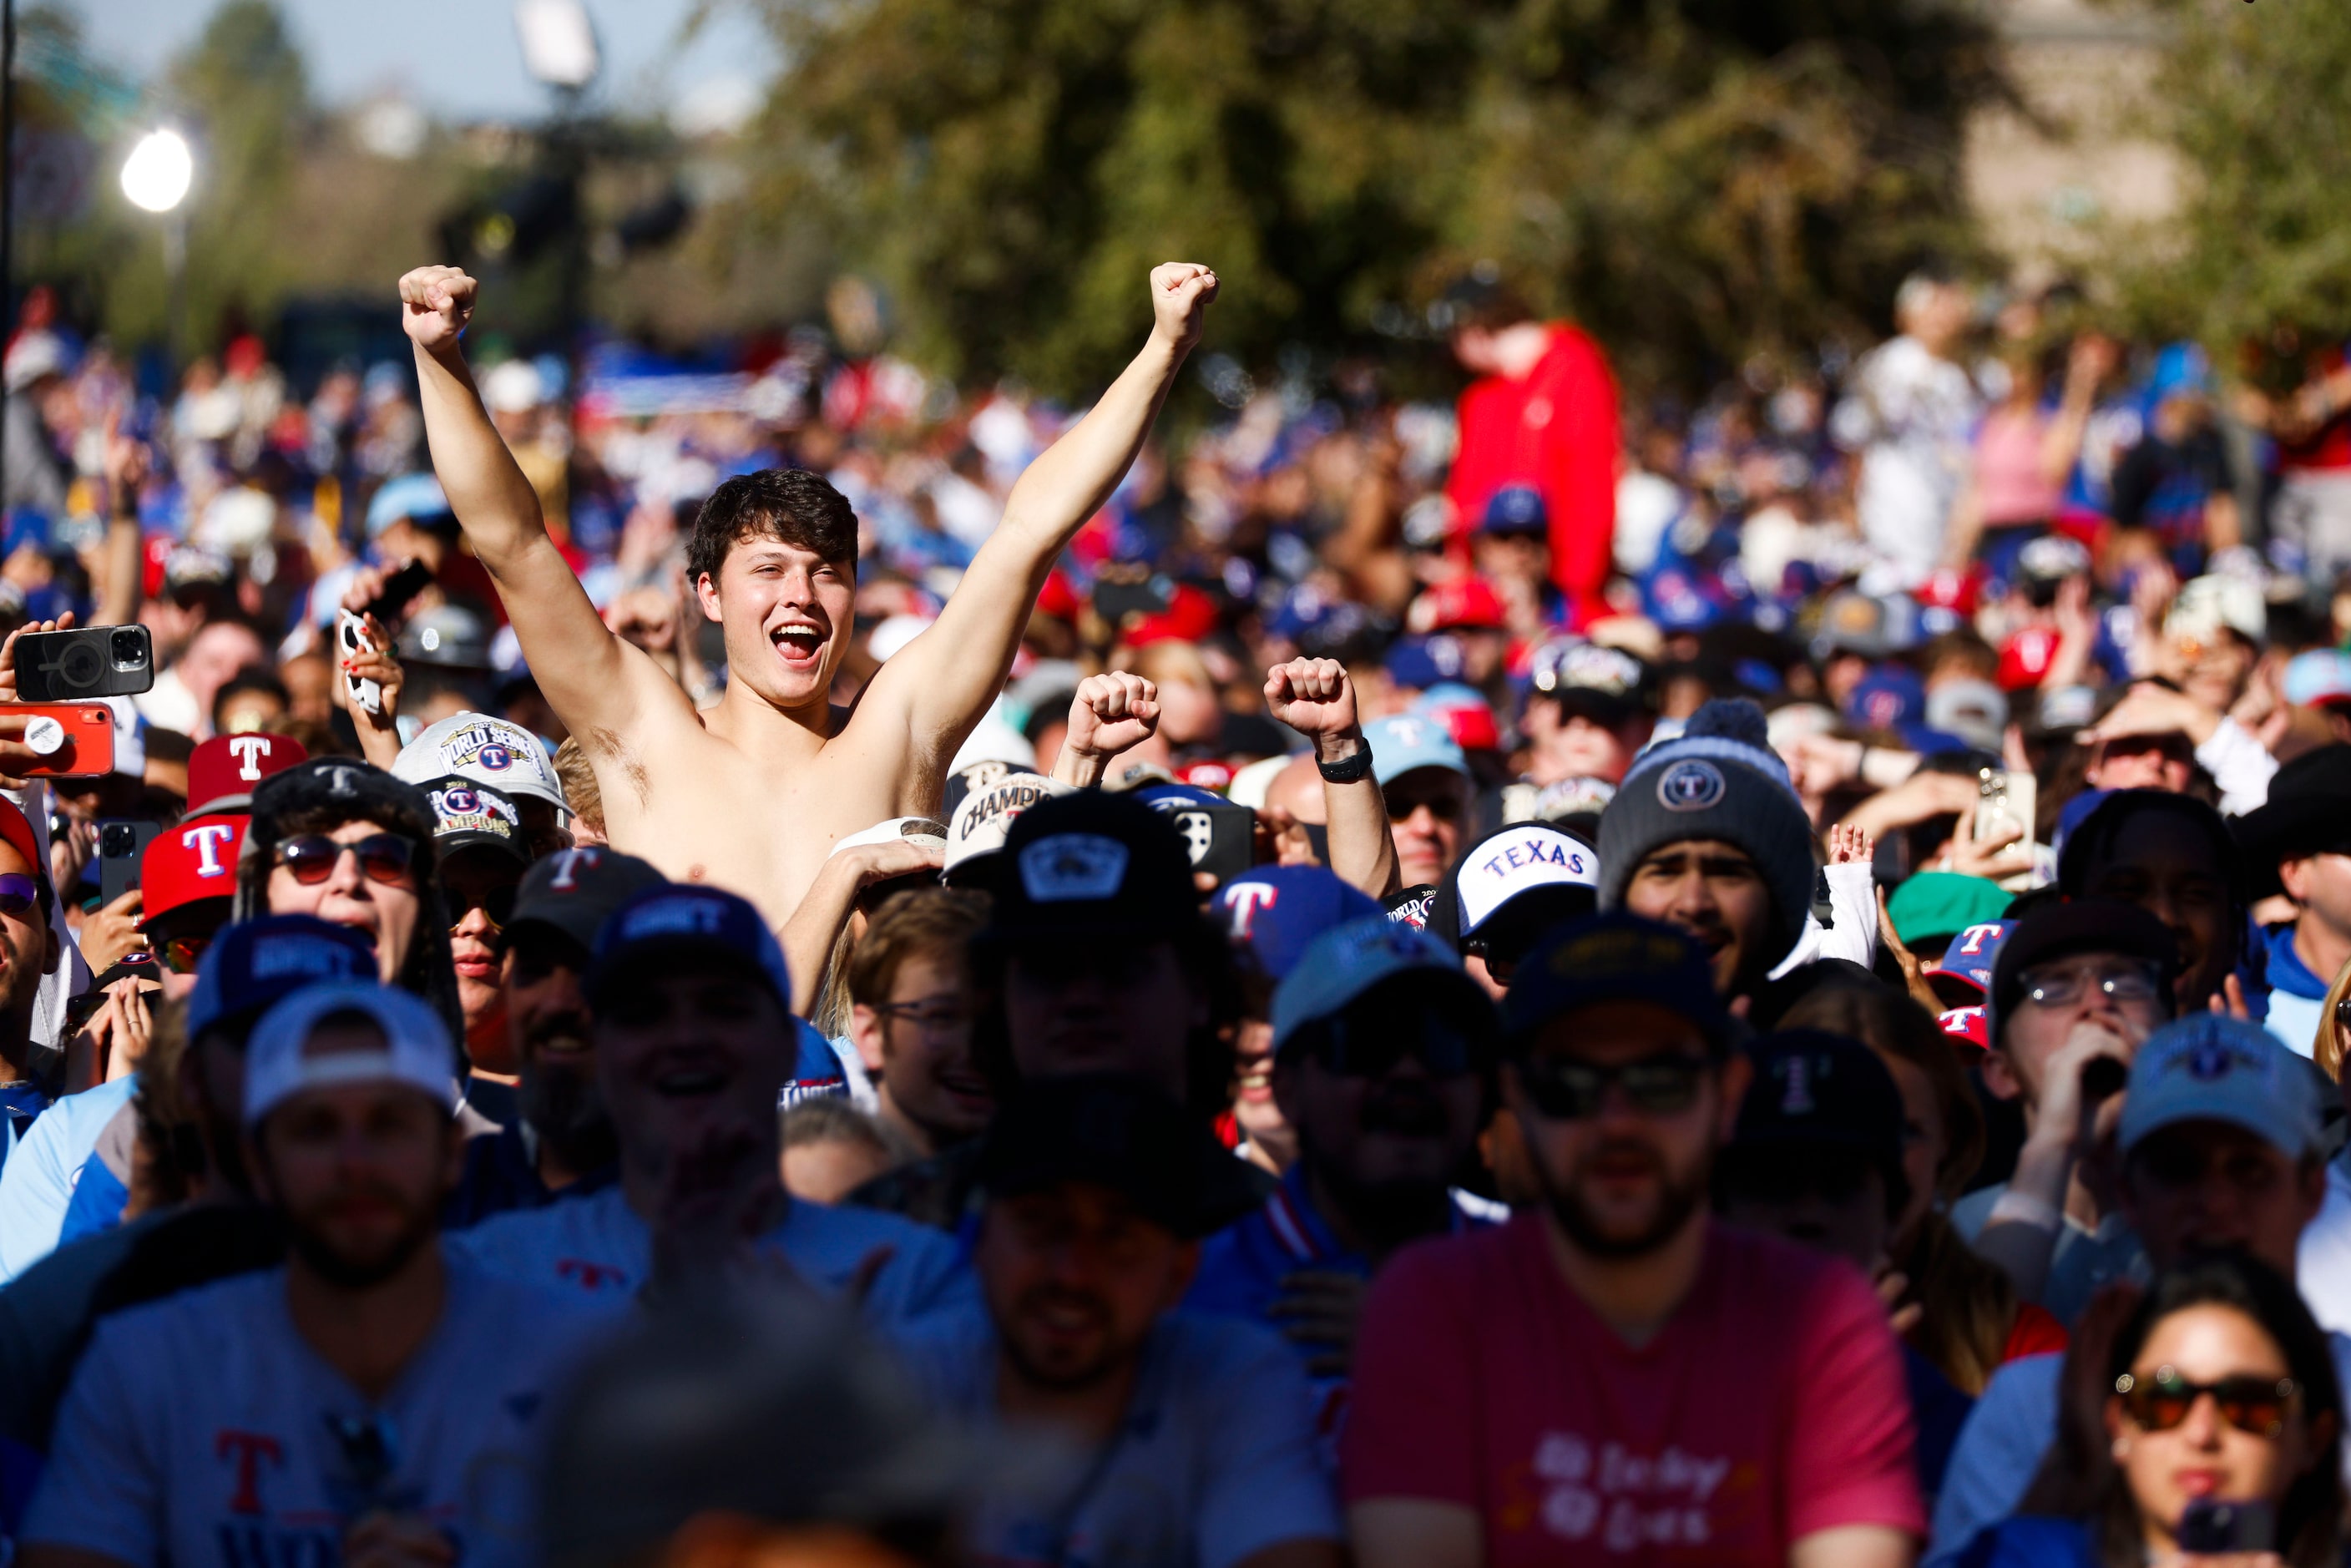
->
[[186, 731, 310, 817], [142, 814, 247, 926], [505, 847, 669, 957]]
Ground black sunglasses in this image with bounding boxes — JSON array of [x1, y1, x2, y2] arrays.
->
[[2116, 1368, 2297, 1438], [274, 833, 417, 888], [1515, 1054, 1712, 1120]]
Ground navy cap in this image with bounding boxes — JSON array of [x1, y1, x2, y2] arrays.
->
[[1479, 484, 1548, 535], [986, 791, 1201, 945], [1732, 1029, 1908, 1170], [1501, 911, 1733, 1053], [188, 914, 380, 1042], [1215, 865, 1383, 984], [507, 847, 670, 956], [1988, 898, 2175, 1044], [592, 886, 791, 1006]]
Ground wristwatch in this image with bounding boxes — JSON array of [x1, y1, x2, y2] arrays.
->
[[1316, 737, 1374, 785]]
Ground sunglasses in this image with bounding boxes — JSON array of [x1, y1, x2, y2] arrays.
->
[[0, 873, 38, 918], [2116, 1368, 2298, 1438], [1302, 1011, 1482, 1080], [158, 934, 211, 976], [274, 834, 416, 888], [1515, 1054, 1711, 1120]]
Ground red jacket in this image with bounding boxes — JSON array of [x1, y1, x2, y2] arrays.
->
[[1444, 323, 1620, 620]]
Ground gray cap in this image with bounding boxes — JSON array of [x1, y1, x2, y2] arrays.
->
[[540, 1287, 1003, 1567]]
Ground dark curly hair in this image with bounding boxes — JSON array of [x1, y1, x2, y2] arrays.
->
[[685, 468, 859, 586]]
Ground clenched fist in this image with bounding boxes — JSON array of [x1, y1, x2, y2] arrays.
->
[[398, 266, 478, 353], [1265, 658, 1362, 761], [1148, 263, 1220, 354], [1066, 671, 1160, 761]]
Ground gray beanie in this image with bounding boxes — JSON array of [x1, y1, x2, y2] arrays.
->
[[1597, 698, 1817, 965]]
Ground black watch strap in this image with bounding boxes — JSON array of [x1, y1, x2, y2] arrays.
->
[[1316, 739, 1375, 785]]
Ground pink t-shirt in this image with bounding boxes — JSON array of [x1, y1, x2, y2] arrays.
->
[[1974, 405, 2062, 528], [1342, 1215, 1924, 1565]]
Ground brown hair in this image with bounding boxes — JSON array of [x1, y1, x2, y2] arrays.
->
[[847, 888, 991, 1009], [687, 468, 858, 585], [553, 737, 603, 837], [2316, 957, 2351, 1080]]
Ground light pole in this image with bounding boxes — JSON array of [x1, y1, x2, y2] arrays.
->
[[120, 127, 194, 368]]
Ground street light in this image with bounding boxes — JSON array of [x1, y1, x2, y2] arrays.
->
[[121, 128, 195, 367], [514, 0, 599, 92], [119, 128, 194, 214]]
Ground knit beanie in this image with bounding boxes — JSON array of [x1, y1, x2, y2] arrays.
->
[[1597, 698, 1817, 967]]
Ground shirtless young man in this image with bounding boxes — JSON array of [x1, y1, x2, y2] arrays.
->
[[397, 260, 1218, 928]]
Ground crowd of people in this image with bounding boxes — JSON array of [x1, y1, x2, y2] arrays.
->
[[0, 244, 2344, 1567]]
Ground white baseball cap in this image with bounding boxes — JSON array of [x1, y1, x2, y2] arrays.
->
[[394, 712, 567, 816], [242, 981, 458, 1130], [945, 771, 1071, 876], [1450, 822, 1600, 937], [830, 817, 948, 857]]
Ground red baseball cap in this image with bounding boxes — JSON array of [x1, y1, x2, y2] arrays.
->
[[1938, 1004, 1989, 1053], [0, 796, 40, 882], [141, 814, 246, 923], [186, 732, 309, 818], [1409, 576, 1507, 635]]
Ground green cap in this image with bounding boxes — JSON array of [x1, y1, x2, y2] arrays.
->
[[1888, 871, 2010, 946]]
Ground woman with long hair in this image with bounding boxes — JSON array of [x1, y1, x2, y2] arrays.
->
[[1960, 1253, 2343, 1568]]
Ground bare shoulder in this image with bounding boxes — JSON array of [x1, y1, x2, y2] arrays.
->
[[575, 701, 738, 814]]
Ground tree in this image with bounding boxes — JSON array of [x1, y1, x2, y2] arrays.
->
[[737, 0, 2005, 397], [165, 0, 311, 346]]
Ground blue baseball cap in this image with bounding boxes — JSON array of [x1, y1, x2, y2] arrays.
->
[[1364, 713, 1469, 788], [366, 472, 453, 537], [1501, 911, 1734, 1053], [1270, 916, 1493, 1057], [1479, 485, 1547, 535], [1216, 865, 1383, 984], [188, 915, 381, 1043], [1383, 635, 1465, 692], [1844, 665, 1925, 731], [1924, 918, 2016, 1006], [592, 886, 791, 1007], [2121, 1014, 2322, 1160], [2283, 649, 2351, 709]]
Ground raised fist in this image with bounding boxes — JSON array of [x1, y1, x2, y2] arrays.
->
[[398, 266, 478, 353], [1148, 263, 1220, 353], [1265, 657, 1358, 746], [1065, 671, 1160, 761]]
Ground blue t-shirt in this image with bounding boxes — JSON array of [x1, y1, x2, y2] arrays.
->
[[0, 1078, 133, 1282], [23, 1254, 603, 1568], [0, 1081, 48, 1176], [445, 1181, 974, 1333], [1951, 1515, 2096, 1568], [897, 1302, 1342, 1568]]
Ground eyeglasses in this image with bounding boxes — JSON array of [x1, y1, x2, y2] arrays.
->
[[274, 834, 416, 888], [1515, 1054, 1711, 1120], [872, 999, 975, 1035], [0, 873, 38, 918], [2020, 961, 2162, 1009], [158, 933, 210, 975], [2115, 1368, 2298, 1438], [1302, 1011, 1482, 1080]]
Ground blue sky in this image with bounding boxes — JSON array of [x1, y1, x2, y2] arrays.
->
[[73, 0, 777, 122]]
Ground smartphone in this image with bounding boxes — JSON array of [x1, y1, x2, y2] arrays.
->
[[14, 625, 153, 701], [0, 704, 115, 776], [98, 820, 160, 907], [336, 610, 383, 716], [1974, 767, 2038, 893], [2177, 1499, 2273, 1555], [1155, 798, 1254, 887], [359, 559, 435, 623]]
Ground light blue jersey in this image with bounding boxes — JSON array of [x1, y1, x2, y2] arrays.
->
[[0, 1078, 133, 1282], [446, 1182, 975, 1331], [23, 1253, 604, 1568], [897, 1303, 1342, 1568]]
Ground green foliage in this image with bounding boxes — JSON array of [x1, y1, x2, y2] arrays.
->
[[742, 0, 2005, 397], [2118, 0, 2351, 350], [165, 0, 312, 342]]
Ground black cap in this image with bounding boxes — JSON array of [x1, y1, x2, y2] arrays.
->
[[1989, 899, 2176, 1043], [2234, 745, 2351, 897], [974, 1074, 1264, 1239], [421, 774, 528, 864], [983, 791, 1201, 947], [504, 847, 670, 956], [1500, 911, 1735, 1055], [1732, 1029, 1908, 1179]]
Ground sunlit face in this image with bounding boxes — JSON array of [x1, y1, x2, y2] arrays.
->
[[849, 946, 991, 1149], [696, 538, 857, 712], [264, 820, 420, 985], [1620, 841, 1774, 996], [1385, 767, 1470, 888], [594, 963, 791, 1186]]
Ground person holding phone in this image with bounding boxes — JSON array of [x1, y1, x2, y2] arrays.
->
[[1948, 1253, 2342, 1568]]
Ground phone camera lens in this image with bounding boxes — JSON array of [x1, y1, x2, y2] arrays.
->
[[109, 630, 144, 669], [100, 825, 133, 857]]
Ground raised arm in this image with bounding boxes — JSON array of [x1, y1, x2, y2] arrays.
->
[[1266, 659, 1401, 898], [864, 264, 1219, 763], [397, 266, 690, 737]]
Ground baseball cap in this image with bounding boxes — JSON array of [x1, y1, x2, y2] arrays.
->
[[0, 796, 42, 883], [1728, 1029, 1909, 1201], [185, 731, 310, 817], [1923, 918, 2015, 1006], [1987, 899, 2176, 1044], [1844, 666, 1926, 733], [944, 770, 1073, 882], [1938, 1004, 1990, 1050], [140, 815, 246, 926], [1528, 640, 1649, 726], [421, 775, 528, 864], [1811, 589, 1920, 660], [187, 914, 382, 1043], [1925, 679, 2009, 755], [2165, 574, 2266, 648], [393, 713, 568, 816], [2233, 745, 2351, 895], [1888, 873, 2011, 949], [1429, 822, 1600, 964], [832, 817, 949, 856], [974, 1074, 1266, 1238], [1500, 911, 1735, 1055], [592, 886, 791, 1008], [1479, 485, 1547, 535], [983, 791, 1201, 946], [1214, 865, 1383, 984], [366, 472, 453, 537], [2283, 650, 2351, 710], [505, 847, 670, 956], [1271, 916, 1493, 1056], [2119, 1015, 2323, 1161], [1383, 635, 1466, 692], [242, 979, 458, 1129], [1409, 576, 1507, 635], [1413, 683, 1502, 753], [1363, 713, 1469, 789]]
